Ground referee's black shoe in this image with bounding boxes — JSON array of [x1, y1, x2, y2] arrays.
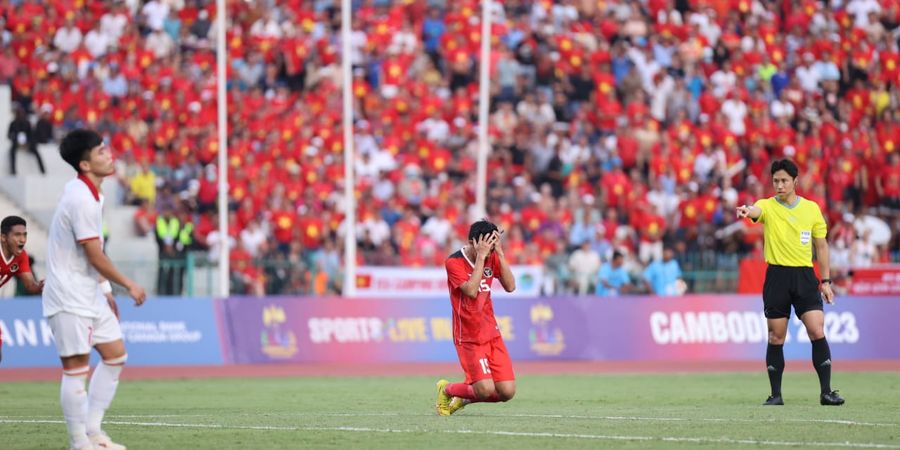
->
[[821, 390, 845, 406], [763, 395, 784, 405]]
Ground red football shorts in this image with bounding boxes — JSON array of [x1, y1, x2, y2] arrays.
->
[[455, 336, 515, 384]]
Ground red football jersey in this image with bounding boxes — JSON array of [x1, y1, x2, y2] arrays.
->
[[0, 248, 31, 289], [445, 249, 501, 345]]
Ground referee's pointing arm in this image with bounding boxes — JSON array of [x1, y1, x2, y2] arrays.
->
[[736, 205, 761, 220]]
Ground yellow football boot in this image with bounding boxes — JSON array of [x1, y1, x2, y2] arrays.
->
[[435, 379, 451, 416]]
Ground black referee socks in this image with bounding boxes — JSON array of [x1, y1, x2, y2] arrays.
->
[[812, 338, 833, 394], [766, 343, 785, 396]]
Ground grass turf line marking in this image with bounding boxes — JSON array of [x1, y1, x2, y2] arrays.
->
[[500, 414, 899, 428], [2, 419, 899, 449], [2, 413, 897, 428]]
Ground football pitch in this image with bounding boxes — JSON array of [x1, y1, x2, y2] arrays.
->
[[2, 372, 899, 449]]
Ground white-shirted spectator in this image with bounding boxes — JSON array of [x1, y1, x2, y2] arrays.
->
[[770, 91, 795, 121], [102, 64, 128, 98], [250, 12, 283, 39], [419, 110, 450, 144], [421, 213, 452, 246], [349, 26, 368, 65], [141, 0, 170, 32], [388, 22, 418, 55], [355, 151, 380, 181], [846, 0, 881, 28], [647, 178, 680, 219], [240, 219, 268, 257], [721, 93, 747, 136], [145, 28, 175, 59], [568, 240, 601, 295], [694, 145, 726, 183], [710, 61, 737, 98], [649, 73, 675, 121], [795, 53, 821, 92], [84, 26, 110, 58], [359, 216, 391, 246], [54, 20, 83, 53], [628, 44, 661, 92], [815, 53, 842, 81], [100, 5, 130, 43]]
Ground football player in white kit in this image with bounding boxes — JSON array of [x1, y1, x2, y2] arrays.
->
[[43, 129, 146, 450]]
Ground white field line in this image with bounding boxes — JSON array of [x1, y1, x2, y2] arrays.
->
[[1, 419, 899, 449], [1, 413, 897, 428]]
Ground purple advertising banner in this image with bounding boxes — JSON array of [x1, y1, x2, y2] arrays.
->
[[222, 295, 900, 364]]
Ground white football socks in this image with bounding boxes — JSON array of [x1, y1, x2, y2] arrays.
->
[[61, 367, 90, 448], [86, 355, 127, 436]]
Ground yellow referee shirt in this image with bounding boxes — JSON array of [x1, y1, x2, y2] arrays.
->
[[752, 196, 827, 267]]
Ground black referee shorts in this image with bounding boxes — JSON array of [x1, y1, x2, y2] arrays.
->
[[762, 265, 824, 319]]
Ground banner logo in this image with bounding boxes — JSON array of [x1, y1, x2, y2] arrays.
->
[[261, 305, 298, 359], [528, 303, 564, 356]]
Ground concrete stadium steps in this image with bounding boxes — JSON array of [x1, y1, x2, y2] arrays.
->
[[104, 204, 159, 294], [0, 84, 159, 294]]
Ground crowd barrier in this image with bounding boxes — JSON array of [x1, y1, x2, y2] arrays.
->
[[1, 296, 898, 368]]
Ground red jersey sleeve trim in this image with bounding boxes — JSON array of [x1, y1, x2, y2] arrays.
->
[[77, 236, 100, 244]]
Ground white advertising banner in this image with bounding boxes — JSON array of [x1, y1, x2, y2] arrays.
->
[[352, 265, 544, 298]]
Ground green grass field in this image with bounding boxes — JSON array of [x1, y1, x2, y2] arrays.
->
[[2, 372, 899, 449]]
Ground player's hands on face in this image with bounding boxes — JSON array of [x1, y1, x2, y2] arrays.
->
[[736, 205, 751, 218], [821, 282, 835, 304], [128, 283, 147, 306], [491, 230, 505, 256], [473, 233, 498, 260]]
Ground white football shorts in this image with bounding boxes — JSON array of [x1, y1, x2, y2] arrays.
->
[[48, 306, 123, 357]]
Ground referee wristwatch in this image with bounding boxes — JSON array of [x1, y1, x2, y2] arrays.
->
[[820, 278, 832, 285]]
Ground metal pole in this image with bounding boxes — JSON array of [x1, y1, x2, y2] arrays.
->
[[215, 0, 229, 297], [475, 0, 493, 218], [341, 0, 357, 297]]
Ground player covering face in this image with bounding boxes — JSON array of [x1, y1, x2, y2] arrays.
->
[[435, 220, 517, 416]]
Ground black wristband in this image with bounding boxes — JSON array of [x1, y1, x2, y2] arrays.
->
[[820, 278, 831, 284]]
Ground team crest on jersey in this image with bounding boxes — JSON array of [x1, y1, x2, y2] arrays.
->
[[9, 263, 18, 272], [483, 267, 493, 278]]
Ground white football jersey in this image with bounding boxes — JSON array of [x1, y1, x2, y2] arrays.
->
[[42, 176, 106, 318]]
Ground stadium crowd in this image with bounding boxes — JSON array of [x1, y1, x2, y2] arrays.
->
[[2, 0, 899, 296]]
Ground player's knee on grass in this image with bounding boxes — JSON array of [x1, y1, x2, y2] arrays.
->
[[473, 382, 496, 400], [496, 384, 515, 401]]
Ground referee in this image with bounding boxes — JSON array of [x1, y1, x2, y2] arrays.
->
[[737, 159, 844, 406]]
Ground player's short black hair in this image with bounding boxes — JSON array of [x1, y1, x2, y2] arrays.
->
[[60, 129, 103, 173], [770, 159, 799, 178], [612, 250, 623, 260], [1, 216, 26, 235], [467, 219, 499, 241]]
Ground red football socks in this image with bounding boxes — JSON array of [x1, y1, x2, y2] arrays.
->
[[445, 382, 500, 402]]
